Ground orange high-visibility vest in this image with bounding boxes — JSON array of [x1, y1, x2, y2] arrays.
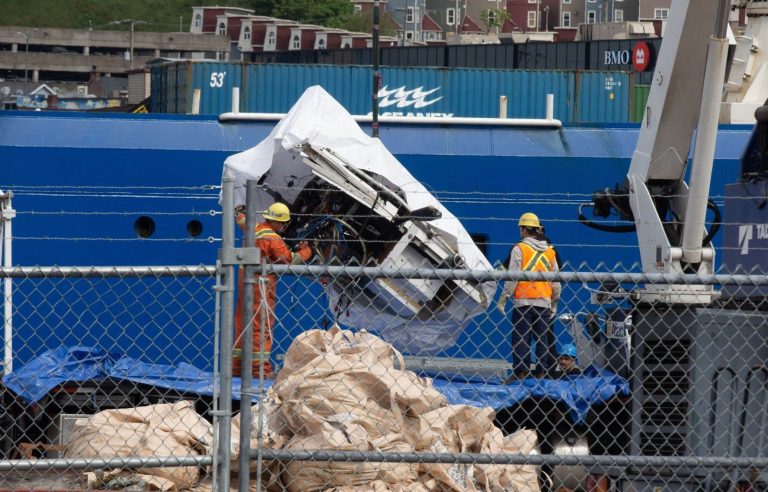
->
[[513, 242, 556, 299]]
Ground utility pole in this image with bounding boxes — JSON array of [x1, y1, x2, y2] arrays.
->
[[536, 0, 540, 31], [108, 19, 147, 68], [179, 16, 183, 32], [15, 32, 28, 83], [372, 0, 381, 138], [455, 0, 460, 34]]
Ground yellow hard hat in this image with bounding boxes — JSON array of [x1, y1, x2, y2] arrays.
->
[[518, 212, 541, 228], [263, 202, 291, 222]]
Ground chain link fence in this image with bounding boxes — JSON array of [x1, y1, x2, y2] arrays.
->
[[1, 208, 767, 490]]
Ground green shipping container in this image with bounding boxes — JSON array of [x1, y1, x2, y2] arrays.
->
[[631, 85, 651, 123]]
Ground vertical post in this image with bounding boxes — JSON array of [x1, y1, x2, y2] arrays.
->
[[217, 177, 236, 492], [15, 33, 28, 84], [192, 89, 201, 114], [455, 0, 460, 33], [536, 0, 540, 31], [372, 0, 381, 138], [239, 180, 258, 492], [255, 254, 267, 492], [129, 20, 135, 68], [23, 38, 28, 84], [232, 87, 240, 114], [546, 93, 554, 120], [499, 95, 508, 118], [1, 191, 15, 374], [179, 15, 184, 32]]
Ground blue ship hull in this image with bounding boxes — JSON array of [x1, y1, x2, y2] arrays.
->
[[0, 111, 754, 368]]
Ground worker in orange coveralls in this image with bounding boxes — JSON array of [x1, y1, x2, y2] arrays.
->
[[233, 202, 312, 378]]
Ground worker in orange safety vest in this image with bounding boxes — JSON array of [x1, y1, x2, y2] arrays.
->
[[497, 212, 560, 380], [233, 202, 312, 378]]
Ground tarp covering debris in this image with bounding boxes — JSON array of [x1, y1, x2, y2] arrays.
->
[[2, 345, 628, 425]]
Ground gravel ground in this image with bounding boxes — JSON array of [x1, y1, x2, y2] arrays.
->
[[0, 469, 87, 490]]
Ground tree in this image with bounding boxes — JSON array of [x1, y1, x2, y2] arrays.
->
[[243, 0, 278, 16], [343, 9, 400, 37], [272, 0, 353, 28], [480, 8, 510, 33]]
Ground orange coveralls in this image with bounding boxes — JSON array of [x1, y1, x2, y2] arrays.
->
[[233, 220, 311, 378]]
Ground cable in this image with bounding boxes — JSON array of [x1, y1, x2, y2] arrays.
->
[[577, 204, 637, 233]]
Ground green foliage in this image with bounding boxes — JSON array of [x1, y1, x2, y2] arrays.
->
[[343, 10, 400, 37], [0, 0, 254, 31], [272, 0, 353, 28], [1, 0, 385, 36], [480, 8, 510, 33]]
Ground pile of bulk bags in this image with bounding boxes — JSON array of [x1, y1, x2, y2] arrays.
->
[[66, 327, 539, 491]]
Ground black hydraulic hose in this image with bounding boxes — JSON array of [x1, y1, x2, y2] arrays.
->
[[578, 204, 637, 233], [702, 199, 721, 247]]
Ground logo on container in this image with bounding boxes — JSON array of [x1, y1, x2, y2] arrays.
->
[[739, 224, 752, 255], [373, 85, 450, 117], [632, 42, 651, 72], [378, 85, 443, 109]]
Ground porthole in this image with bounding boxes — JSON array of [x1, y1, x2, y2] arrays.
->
[[187, 219, 203, 237], [134, 216, 156, 238]]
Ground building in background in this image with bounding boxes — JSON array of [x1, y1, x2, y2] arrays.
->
[[386, 0, 427, 44]]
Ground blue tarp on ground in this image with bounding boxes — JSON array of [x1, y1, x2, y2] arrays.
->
[[2, 347, 629, 425]]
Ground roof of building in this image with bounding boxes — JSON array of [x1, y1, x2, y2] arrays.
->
[[501, 19, 519, 33], [422, 13, 442, 32], [460, 15, 485, 34]]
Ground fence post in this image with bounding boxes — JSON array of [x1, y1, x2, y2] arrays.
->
[[217, 177, 236, 491], [239, 180, 259, 490], [0, 190, 14, 375]]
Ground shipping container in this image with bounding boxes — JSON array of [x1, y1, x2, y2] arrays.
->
[[151, 61, 631, 123], [249, 38, 662, 75], [150, 61, 243, 115], [575, 72, 631, 123], [631, 85, 651, 123]]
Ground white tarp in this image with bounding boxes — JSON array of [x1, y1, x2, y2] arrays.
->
[[222, 86, 495, 353]]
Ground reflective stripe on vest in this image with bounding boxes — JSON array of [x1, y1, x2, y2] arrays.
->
[[513, 242, 555, 299]]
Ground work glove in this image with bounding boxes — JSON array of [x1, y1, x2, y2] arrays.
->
[[550, 299, 558, 319], [496, 294, 509, 316], [234, 204, 246, 227]]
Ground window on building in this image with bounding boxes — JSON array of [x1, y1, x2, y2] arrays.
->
[[405, 31, 414, 40], [527, 11, 537, 28], [317, 38, 326, 48], [587, 10, 596, 23], [447, 8, 456, 25], [654, 8, 669, 20], [407, 7, 414, 23], [563, 0, 571, 3], [343, 42, 351, 48], [353, 4, 361, 12], [267, 31, 276, 46], [194, 14, 202, 27], [562, 12, 571, 27], [614, 9, 623, 22], [243, 26, 251, 40], [292, 34, 300, 49], [217, 22, 226, 35]]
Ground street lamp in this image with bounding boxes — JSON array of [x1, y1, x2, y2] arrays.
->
[[107, 19, 147, 68], [15, 32, 28, 83]]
